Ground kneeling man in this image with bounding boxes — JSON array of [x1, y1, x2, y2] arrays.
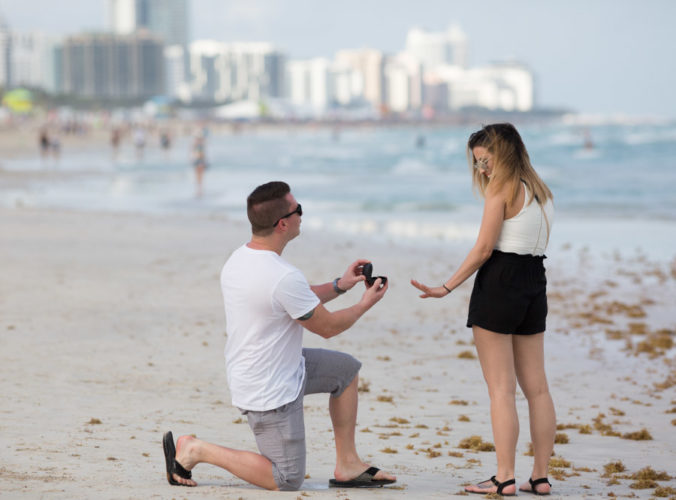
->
[[163, 181, 396, 490]]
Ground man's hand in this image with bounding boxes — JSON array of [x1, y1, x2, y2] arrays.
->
[[360, 277, 388, 308], [337, 259, 370, 291], [300, 277, 388, 339]]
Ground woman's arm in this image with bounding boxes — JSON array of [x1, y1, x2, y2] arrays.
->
[[411, 187, 506, 298]]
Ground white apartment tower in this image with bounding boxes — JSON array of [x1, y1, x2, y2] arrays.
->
[[186, 40, 285, 103], [335, 49, 385, 108], [0, 13, 11, 88], [384, 53, 423, 113], [405, 24, 468, 69], [286, 58, 332, 112], [10, 33, 58, 92]]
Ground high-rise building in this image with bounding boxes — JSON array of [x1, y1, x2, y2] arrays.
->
[[59, 31, 165, 99], [109, 0, 188, 47], [0, 13, 11, 88], [286, 58, 331, 112], [384, 53, 423, 113], [11, 32, 59, 92], [430, 62, 533, 112], [335, 49, 385, 108], [331, 63, 363, 107], [405, 24, 468, 70], [164, 44, 189, 100], [185, 40, 285, 103], [109, 0, 190, 86]]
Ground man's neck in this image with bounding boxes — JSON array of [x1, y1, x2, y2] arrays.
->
[[247, 236, 285, 255]]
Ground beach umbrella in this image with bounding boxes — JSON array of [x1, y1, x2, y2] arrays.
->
[[1, 88, 35, 114]]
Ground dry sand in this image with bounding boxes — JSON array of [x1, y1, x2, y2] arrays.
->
[[0, 125, 113, 162], [1, 207, 675, 499]]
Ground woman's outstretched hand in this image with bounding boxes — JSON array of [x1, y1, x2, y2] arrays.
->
[[410, 279, 450, 299]]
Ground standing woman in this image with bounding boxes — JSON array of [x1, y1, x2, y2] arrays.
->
[[411, 123, 556, 496], [192, 134, 207, 197]]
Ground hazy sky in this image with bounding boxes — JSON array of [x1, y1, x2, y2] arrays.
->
[[2, 0, 675, 118]]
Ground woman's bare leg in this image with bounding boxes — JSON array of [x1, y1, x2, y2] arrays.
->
[[464, 326, 518, 495], [513, 332, 555, 494]]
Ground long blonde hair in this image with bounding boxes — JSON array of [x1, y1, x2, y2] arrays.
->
[[467, 123, 553, 207]]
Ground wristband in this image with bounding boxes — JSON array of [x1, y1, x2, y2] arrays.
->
[[442, 284, 452, 294], [333, 277, 346, 294]]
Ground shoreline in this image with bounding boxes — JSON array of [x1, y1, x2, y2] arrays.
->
[[4, 110, 673, 163], [1, 207, 674, 498], [2, 164, 675, 263]]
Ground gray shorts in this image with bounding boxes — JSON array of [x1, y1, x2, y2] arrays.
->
[[240, 348, 361, 491]]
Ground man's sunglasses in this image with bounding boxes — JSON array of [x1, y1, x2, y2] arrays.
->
[[273, 204, 302, 227]]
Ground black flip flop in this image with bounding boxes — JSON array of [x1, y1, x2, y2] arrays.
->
[[162, 431, 193, 486], [329, 466, 395, 488], [520, 477, 552, 495]]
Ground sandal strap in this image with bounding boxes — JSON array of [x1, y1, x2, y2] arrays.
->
[[173, 459, 192, 480], [529, 477, 551, 488], [490, 475, 515, 494]]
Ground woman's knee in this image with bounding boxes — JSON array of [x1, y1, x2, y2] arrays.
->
[[487, 384, 517, 402], [520, 382, 550, 402]]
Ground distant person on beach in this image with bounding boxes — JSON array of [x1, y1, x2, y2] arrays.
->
[[583, 128, 594, 150], [50, 131, 61, 163], [416, 134, 426, 148], [411, 123, 556, 496], [111, 128, 121, 159], [39, 127, 50, 160], [163, 181, 396, 491], [133, 126, 146, 160], [191, 134, 207, 197], [160, 129, 172, 151]]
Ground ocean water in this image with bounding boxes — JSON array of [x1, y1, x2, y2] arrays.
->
[[3, 121, 676, 260]]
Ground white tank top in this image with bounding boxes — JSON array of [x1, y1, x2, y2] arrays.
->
[[495, 183, 554, 256]]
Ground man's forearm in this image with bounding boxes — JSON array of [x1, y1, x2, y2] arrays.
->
[[311, 278, 346, 304], [315, 302, 369, 338]]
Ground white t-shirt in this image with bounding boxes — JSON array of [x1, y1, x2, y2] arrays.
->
[[495, 183, 554, 256], [220, 245, 320, 411]]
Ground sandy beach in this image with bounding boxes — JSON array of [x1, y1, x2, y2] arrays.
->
[[1, 203, 675, 499]]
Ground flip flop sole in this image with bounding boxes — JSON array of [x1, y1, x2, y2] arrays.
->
[[162, 431, 178, 485], [466, 490, 516, 496], [329, 479, 394, 488], [519, 489, 551, 496]]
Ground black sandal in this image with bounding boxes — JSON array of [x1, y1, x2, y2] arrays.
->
[[465, 475, 516, 496], [162, 431, 193, 486], [520, 477, 552, 496]]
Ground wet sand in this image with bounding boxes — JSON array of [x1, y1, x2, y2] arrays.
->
[[0, 207, 674, 499]]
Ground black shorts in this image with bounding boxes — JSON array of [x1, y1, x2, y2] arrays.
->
[[467, 250, 547, 335]]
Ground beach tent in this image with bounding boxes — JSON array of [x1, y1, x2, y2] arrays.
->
[[143, 95, 175, 119], [1, 88, 34, 114], [213, 100, 262, 120], [212, 98, 302, 120]]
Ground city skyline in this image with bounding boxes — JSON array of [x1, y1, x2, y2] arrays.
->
[[1, 0, 675, 118]]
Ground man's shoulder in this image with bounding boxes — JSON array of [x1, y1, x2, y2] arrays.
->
[[223, 245, 299, 278]]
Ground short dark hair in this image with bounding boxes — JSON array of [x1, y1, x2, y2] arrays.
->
[[247, 181, 292, 235]]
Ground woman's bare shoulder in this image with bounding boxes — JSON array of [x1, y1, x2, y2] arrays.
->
[[485, 180, 510, 201]]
